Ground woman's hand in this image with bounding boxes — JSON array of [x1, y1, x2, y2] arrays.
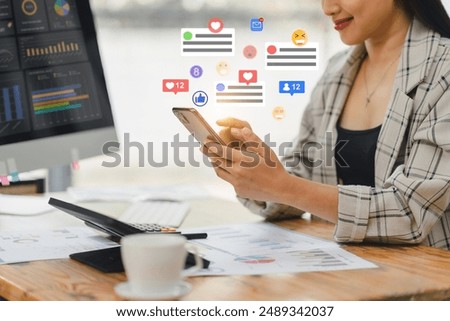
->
[[202, 117, 339, 222], [216, 117, 251, 146], [203, 119, 290, 203]]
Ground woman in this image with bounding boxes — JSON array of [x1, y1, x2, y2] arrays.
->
[[204, 0, 450, 249]]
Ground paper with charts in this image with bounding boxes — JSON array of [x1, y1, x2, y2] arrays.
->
[[188, 223, 377, 276], [0, 227, 117, 264]]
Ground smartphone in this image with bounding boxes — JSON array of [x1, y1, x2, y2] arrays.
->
[[172, 107, 225, 145]]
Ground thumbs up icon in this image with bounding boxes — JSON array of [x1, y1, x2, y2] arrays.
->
[[192, 91, 208, 107]]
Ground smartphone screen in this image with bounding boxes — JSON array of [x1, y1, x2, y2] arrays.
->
[[172, 107, 225, 145]]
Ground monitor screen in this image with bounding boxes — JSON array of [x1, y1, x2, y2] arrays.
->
[[0, 0, 115, 173]]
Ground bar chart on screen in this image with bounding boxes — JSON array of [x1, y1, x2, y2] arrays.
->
[[26, 63, 102, 129], [18, 30, 87, 69], [0, 72, 30, 138]]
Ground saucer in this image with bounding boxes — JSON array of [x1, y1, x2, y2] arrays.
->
[[114, 281, 192, 300]]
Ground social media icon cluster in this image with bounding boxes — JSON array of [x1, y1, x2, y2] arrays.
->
[[161, 17, 317, 119]]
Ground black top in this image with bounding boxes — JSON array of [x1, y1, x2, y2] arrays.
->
[[335, 124, 382, 187]]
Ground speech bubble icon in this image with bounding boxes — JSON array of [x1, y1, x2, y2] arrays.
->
[[162, 79, 189, 94], [279, 81, 305, 96], [239, 70, 258, 85]]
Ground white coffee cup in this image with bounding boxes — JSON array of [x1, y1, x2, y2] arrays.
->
[[120, 234, 202, 294]]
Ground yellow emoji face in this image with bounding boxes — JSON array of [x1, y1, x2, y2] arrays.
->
[[216, 61, 230, 76], [291, 29, 308, 47], [272, 106, 285, 121]]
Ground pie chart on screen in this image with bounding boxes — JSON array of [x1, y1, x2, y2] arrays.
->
[[235, 255, 275, 264], [54, 0, 70, 16]]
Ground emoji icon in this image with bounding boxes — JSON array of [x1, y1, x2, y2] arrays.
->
[[291, 29, 308, 47], [192, 91, 208, 107], [190, 65, 203, 78], [208, 17, 224, 33], [162, 79, 189, 94], [250, 17, 264, 32], [279, 81, 305, 96], [272, 106, 285, 121], [243, 45, 257, 59], [238, 70, 258, 85], [216, 61, 230, 76]]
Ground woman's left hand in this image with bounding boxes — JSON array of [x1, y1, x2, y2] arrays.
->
[[203, 126, 290, 203]]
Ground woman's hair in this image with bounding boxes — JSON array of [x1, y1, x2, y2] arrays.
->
[[395, 0, 450, 38]]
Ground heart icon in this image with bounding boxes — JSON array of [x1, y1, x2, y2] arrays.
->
[[210, 22, 221, 30], [243, 72, 253, 81], [208, 18, 224, 33], [162, 79, 189, 94], [238, 70, 258, 85]]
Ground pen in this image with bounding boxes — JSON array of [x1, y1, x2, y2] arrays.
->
[[152, 231, 208, 240], [181, 232, 208, 240]]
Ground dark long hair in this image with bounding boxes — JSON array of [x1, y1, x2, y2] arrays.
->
[[395, 0, 450, 38]]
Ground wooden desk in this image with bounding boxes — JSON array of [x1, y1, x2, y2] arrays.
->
[[1, 199, 450, 301]]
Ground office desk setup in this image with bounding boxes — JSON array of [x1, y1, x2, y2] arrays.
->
[[0, 196, 450, 301]]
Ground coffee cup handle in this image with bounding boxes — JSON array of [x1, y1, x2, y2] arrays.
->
[[181, 244, 203, 278]]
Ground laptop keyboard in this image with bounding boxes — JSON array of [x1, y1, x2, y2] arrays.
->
[[118, 201, 190, 229]]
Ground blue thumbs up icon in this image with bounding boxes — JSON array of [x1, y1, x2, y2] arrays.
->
[[192, 91, 208, 107]]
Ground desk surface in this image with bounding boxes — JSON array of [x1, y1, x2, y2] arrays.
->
[[1, 198, 450, 301]]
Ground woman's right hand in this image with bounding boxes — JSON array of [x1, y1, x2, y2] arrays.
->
[[216, 117, 252, 146]]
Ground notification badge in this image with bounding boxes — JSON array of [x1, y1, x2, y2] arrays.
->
[[279, 81, 305, 96], [250, 17, 264, 32], [162, 79, 189, 94], [238, 70, 258, 85]]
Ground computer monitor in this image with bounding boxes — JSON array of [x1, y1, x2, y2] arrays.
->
[[0, 1, 116, 182]]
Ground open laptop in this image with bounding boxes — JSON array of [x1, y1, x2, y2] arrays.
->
[[48, 197, 207, 240]]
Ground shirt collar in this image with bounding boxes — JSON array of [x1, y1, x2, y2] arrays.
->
[[336, 18, 441, 95]]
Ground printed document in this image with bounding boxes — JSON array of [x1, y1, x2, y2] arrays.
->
[[0, 227, 117, 264], [187, 223, 377, 275]]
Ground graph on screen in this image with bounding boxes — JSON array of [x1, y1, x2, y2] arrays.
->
[[0, 0, 116, 178], [0, 72, 30, 138], [27, 63, 102, 130], [18, 30, 87, 69], [54, 0, 71, 16]]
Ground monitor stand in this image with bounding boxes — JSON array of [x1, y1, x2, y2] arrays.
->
[[48, 165, 72, 192]]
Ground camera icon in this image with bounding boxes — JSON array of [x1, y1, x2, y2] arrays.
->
[[250, 18, 263, 32]]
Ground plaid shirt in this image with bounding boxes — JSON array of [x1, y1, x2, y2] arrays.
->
[[241, 19, 450, 250]]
